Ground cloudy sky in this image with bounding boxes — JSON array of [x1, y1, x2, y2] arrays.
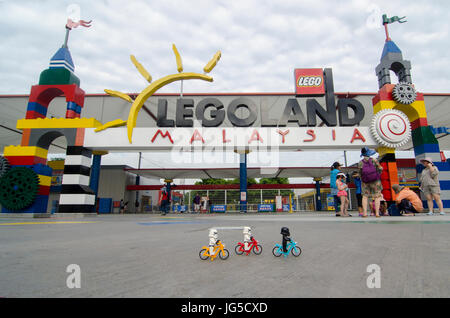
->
[[1, 0, 449, 177], [1, 0, 449, 95]]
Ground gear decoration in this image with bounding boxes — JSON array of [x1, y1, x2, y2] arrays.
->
[[370, 109, 411, 148], [0, 167, 40, 210], [0, 156, 11, 179], [392, 82, 416, 104]]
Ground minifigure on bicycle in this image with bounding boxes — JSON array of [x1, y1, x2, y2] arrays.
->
[[272, 227, 302, 258], [235, 226, 262, 255], [199, 228, 230, 261]]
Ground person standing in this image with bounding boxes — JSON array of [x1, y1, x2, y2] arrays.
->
[[419, 157, 445, 215], [351, 171, 363, 217], [336, 173, 350, 217], [159, 186, 170, 216], [358, 147, 383, 217], [330, 162, 342, 216], [193, 193, 201, 213], [120, 199, 124, 214]]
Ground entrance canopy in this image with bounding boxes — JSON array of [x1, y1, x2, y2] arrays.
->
[[124, 166, 355, 180]]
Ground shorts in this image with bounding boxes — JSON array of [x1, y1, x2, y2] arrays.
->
[[337, 190, 348, 197], [356, 193, 362, 208], [422, 185, 441, 196], [362, 180, 383, 200]]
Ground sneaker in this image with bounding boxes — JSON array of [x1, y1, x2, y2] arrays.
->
[[426, 211, 434, 216], [440, 212, 446, 215]]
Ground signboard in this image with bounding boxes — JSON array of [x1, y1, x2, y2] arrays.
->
[[85, 126, 375, 151], [294, 68, 325, 96], [275, 195, 283, 212], [258, 204, 274, 212], [211, 204, 227, 213]]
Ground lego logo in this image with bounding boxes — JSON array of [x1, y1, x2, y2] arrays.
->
[[298, 76, 322, 87]]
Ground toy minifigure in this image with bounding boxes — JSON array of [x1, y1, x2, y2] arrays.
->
[[243, 226, 252, 250], [281, 227, 291, 252], [209, 228, 218, 256]]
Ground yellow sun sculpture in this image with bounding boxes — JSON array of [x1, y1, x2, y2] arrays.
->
[[96, 44, 221, 143]]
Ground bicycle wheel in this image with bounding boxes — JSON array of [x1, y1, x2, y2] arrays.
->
[[219, 249, 230, 260], [272, 246, 282, 257], [291, 246, 302, 257], [235, 244, 244, 255], [199, 248, 209, 260], [253, 244, 263, 255]]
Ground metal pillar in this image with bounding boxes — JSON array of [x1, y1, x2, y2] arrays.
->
[[314, 177, 322, 211], [89, 154, 102, 199], [239, 152, 247, 213]]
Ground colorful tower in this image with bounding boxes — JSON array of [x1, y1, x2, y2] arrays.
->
[[0, 28, 97, 214], [372, 17, 450, 208]]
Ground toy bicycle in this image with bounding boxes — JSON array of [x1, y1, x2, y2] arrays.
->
[[272, 240, 302, 258], [199, 240, 230, 261], [235, 236, 262, 255]]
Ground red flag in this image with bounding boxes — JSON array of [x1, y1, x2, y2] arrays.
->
[[66, 18, 92, 30]]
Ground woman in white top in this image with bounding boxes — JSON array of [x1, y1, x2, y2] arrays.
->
[[419, 157, 445, 215]]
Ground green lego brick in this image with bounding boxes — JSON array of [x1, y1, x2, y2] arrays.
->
[[39, 68, 80, 86], [412, 126, 438, 146]]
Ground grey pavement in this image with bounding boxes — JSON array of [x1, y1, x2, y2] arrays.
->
[[0, 212, 449, 298]]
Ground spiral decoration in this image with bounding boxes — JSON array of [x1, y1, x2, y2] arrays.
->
[[370, 109, 411, 148]]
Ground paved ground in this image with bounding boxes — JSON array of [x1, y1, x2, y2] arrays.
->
[[0, 212, 449, 298]]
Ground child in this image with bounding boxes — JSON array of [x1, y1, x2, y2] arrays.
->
[[280, 227, 291, 253], [336, 173, 350, 217], [351, 171, 363, 217]]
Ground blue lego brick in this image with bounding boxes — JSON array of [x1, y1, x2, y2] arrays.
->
[[67, 101, 82, 113], [14, 164, 53, 176], [27, 102, 48, 115], [2, 195, 49, 213], [413, 144, 440, 156]]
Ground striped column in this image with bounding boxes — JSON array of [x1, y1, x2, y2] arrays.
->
[[58, 146, 95, 213]]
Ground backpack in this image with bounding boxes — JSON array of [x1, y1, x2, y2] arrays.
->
[[388, 204, 402, 216], [361, 158, 380, 183]]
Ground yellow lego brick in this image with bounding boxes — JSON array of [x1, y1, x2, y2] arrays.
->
[[16, 118, 103, 129], [38, 175, 52, 186], [394, 100, 427, 122], [373, 100, 397, 114], [47, 160, 65, 170], [92, 150, 109, 156], [377, 147, 396, 157], [373, 100, 427, 123], [3, 146, 48, 159]]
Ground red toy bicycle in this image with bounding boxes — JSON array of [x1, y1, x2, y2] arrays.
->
[[234, 236, 262, 255]]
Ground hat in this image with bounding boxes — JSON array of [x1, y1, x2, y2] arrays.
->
[[392, 184, 404, 194], [337, 172, 346, 178], [420, 157, 433, 165], [361, 147, 376, 157]]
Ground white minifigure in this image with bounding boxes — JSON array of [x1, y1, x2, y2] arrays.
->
[[243, 226, 252, 250], [209, 228, 218, 255]]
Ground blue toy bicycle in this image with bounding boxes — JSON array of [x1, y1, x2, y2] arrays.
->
[[272, 241, 302, 258]]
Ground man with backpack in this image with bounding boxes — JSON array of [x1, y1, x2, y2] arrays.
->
[[159, 186, 170, 216], [358, 147, 383, 217]]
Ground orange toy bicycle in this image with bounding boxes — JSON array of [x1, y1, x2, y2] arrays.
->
[[199, 240, 230, 261], [199, 228, 230, 261]]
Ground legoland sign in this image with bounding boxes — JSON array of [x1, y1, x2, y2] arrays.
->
[[89, 68, 411, 151]]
